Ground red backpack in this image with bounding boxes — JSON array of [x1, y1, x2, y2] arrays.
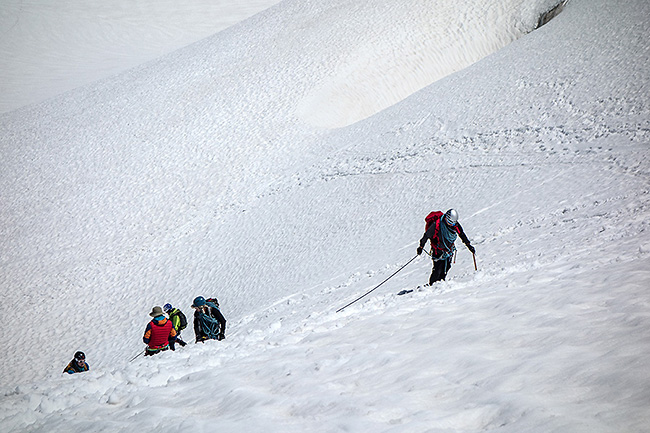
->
[[425, 211, 444, 233], [424, 211, 444, 251]]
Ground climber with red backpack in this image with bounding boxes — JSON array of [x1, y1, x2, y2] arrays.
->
[[417, 209, 475, 285]]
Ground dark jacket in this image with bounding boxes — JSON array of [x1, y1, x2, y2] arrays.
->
[[419, 216, 471, 259], [64, 359, 89, 374], [193, 303, 227, 342]]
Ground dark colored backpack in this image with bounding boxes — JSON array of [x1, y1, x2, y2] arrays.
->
[[173, 309, 188, 331], [205, 297, 220, 308]]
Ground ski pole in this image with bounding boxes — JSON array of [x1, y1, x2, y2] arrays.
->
[[336, 255, 419, 313], [129, 349, 145, 362], [472, 252, 477, 271]]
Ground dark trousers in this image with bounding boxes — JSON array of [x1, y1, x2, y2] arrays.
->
[[172, 333, 187, 349], [429, 257, 452, 285]]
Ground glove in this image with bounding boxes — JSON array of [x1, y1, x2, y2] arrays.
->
[[467, 244, 475, 254], [416, 246, 423, 255], [217, 333, 225, 341]]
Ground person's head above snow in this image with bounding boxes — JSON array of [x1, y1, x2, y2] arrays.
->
[[444, 209, 458, 227], [192, 296, 206, 308]]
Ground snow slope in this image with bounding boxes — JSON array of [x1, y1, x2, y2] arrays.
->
[[0, 0, 281, 113], [1, 0, 649, 431]]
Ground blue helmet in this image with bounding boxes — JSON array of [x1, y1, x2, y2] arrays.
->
[[192, 296, 206, 307], [163, 303, 173, 313]]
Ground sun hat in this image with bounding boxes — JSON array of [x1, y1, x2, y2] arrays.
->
[[149, 306, 164, 317]]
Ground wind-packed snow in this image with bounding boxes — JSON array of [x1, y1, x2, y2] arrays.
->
[[297, 0, 558, 128], [0, 0, 281, 113], [1, 0, 649, 431]]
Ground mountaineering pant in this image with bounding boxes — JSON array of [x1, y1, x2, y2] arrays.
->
[[170, 332, 187, 350], [429, 257, 452, 285], [176, 330, 187, 346]]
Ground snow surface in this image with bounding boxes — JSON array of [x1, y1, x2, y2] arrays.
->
[[0, 0, 281, 113], [1, 0, 650, 431]]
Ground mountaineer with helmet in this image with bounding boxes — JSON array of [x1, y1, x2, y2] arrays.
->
[[191, 296, 227, 343], [63, 351, 89, 374], [163, 303, 188, 349], [417, 209, 475, 285]]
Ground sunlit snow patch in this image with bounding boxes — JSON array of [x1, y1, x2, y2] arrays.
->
[[297, 0, 565, 129]]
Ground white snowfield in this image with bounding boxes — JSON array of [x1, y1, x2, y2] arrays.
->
[[1, 0, 649, 431], [0, 0, 281, 114]]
